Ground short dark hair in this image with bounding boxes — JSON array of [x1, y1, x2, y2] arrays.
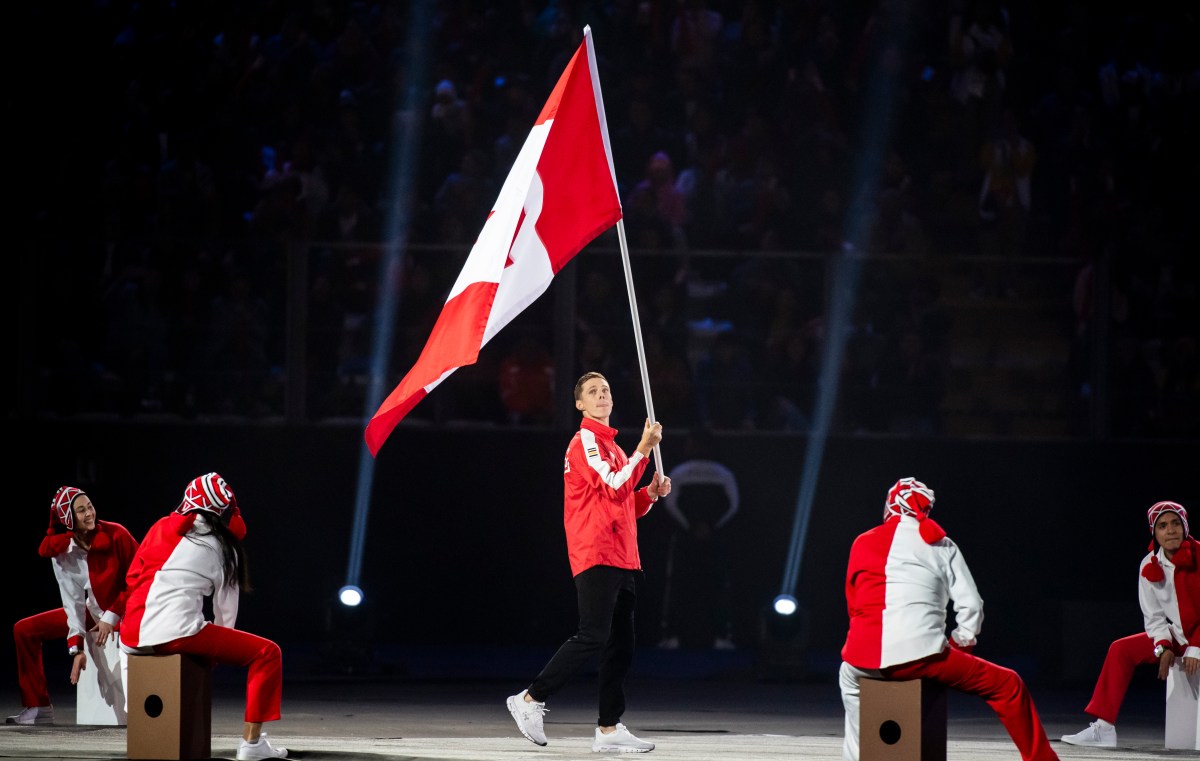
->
[[574, 371, 608, 401]]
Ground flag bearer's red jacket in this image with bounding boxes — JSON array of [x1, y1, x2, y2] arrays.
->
[[563, 418, 655, 577]]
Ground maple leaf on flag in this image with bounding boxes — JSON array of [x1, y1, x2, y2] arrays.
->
[[365, 26, 621, 456]]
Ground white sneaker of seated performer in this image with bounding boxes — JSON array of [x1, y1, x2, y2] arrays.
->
[[1061, 718, 1117, 747]]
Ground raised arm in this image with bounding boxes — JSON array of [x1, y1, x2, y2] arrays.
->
[[571, 424, 656, 501]]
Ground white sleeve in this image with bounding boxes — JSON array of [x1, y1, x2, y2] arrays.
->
[[211, 580, 239, 629], [51, 555, 88, 644], [210, 562, 240, 629], [194, 517, 239, 629], [1138, 557, 1172, 644], [944, 541, 984, 647]]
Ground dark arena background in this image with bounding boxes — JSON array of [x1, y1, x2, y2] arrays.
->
[[4, 1, 1199, 758]]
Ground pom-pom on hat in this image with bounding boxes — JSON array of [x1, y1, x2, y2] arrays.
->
[[51, 486, 85, 531], [885, 477, 935, 518], [1147, 500, 1189, 538], [177, 472, 237, 517]]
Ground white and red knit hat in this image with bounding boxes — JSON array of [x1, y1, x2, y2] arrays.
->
[[1142, 500, 1190, 582], [884, 477, 944, 543], [885, 477, 935, 518], [51, 486, 86, 531], [174, 472, 246, 540], [1147, 500, 1189, 538], [176, 472, 237, 517]]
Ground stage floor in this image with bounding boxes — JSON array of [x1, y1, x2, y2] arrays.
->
[[1, 671, 1193, 761]]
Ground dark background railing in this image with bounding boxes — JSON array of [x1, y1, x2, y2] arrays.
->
[[14, 238, 1170, 440]]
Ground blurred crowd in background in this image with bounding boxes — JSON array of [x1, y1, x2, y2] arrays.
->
[[17, 0, 1199, 439]]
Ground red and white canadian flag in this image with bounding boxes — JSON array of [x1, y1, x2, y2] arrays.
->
[[365, 26, 621, 456]]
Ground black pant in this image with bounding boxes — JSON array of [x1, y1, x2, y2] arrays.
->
[[528, 564, 638, 727]]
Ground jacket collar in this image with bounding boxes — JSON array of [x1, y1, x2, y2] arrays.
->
[[581, 417, 617, 438]]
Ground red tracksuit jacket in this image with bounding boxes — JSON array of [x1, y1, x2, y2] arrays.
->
[[562, 418, 655, 577]]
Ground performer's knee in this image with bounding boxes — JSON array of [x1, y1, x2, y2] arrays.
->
[[990, 663, 1025, 701], [1103, 636, 1146, 668], [256, 640, 282, 666], [13, 618, 33, 640]]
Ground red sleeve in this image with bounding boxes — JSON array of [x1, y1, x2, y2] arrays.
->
[[634, 487, 655, 518], [107, 524, 140, 619], [845, 545, 860, 618]]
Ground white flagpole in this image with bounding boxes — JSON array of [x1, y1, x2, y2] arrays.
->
[[614, 218, 664, 474]]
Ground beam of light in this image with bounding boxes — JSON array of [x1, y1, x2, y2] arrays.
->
[[773, 594, 798, 616], [343, 0, 433, 599], [778, 20, 910, 605], [779, 246, 863, 597]]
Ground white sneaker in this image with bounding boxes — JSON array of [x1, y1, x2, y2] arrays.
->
[[1061, 720, 1117, 747], [5, 706, 54, 725], [506, 689, 548, 746], [236, 732, 288, 759], [593, 723, 655, 753]]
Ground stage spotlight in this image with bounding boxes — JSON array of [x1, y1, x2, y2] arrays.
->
[[757, 598, 809, 681], [322, 587, 379, 675], [338, 585, 364, 607]]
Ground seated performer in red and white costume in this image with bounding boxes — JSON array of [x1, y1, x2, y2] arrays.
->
[[1061, 500, 1200, 747], [838, 477, 1059, 761], [7, 486, 138, 725], [120, 472, 287, 761]]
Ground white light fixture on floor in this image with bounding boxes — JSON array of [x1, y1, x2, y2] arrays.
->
[[338, 585, 364, 607]]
